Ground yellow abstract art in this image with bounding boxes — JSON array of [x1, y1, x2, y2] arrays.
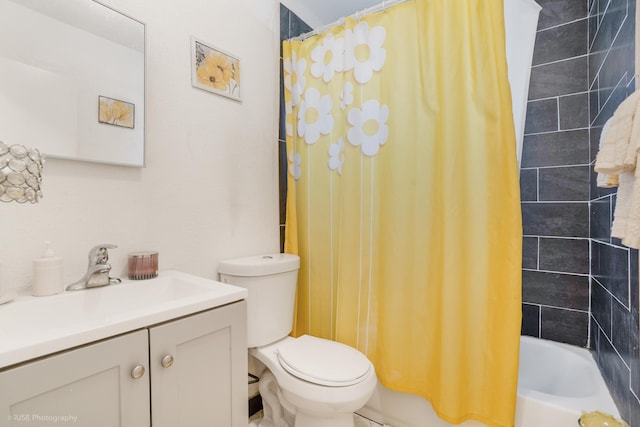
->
[[98, 95, 134, 129]]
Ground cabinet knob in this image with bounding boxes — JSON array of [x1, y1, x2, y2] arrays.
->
[[161, 354, 174, 368], [131, 365, 145, 379]]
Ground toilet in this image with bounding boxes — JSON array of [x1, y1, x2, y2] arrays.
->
[[218, 253, 377, 427]]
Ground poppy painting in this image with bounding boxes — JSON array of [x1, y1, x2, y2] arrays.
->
[[98, 96, 135, 129], [191, 37, 241, 101]]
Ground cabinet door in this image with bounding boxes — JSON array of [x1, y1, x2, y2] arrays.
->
[[0, 329, 150, 427], [150, 301, 247, 427]]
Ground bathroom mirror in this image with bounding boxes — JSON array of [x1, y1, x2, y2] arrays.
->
[[0, 0, 145, 167]]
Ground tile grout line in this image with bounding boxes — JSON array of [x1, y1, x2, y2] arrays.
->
[[524, 127, 589, 137]]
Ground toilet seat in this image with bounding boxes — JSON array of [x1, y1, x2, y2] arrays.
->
[[276, 335, 371, 387]]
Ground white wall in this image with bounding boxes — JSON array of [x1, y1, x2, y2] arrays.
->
[[504, 0, 541, 168], [1, 0, 281, 294]]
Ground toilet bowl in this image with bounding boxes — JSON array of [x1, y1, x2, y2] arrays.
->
[[218, 254, 377, 427], [252, 335, 377, 423]]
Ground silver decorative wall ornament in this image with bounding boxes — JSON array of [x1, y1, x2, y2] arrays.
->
[[0, 141, 44, 203]]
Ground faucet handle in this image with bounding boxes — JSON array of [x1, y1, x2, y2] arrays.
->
[[88, 244, 117, 265]]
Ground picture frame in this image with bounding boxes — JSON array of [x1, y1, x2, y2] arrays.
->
[[191, 36, 241, 101], [98, 95, 135, 129]]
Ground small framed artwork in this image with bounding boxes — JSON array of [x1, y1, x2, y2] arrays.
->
[[191, 37, 241, 101], [98, 96, 135, 129]]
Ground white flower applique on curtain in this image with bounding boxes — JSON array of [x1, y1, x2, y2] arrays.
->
[[298, 87, 334, 145], [284, 50, 307, 107], [340, 82, 354, 111], [328, 137, 345, 175], [288, 150, 301, 180], [347, 99, 389, 156], [344, 21, 386, 84], [310, 33, 345, 83]]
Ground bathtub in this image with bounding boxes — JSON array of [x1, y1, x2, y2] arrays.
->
[[515, 336, 620, 427], [357, 336, 621, 427]]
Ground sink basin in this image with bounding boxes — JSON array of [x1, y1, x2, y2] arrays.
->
[[0, 270, 247, 369]]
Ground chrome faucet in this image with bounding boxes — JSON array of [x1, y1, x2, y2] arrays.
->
[[66, 244, 122, 291]]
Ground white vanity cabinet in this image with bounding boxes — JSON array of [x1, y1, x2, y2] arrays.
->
[[0, 300, 247, 427], [0, 329, 151, 426], [150, 301, 247, 427]]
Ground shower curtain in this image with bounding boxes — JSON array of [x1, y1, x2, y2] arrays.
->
[[283, 1, 522, 426]]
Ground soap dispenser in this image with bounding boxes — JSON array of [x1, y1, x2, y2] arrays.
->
[[32, 241, 64, 296]]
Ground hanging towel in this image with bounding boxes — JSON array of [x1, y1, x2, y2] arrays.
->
[[594, 89, 640, 248], [616, 164, 640, 248], [611, 171, 634, 238], [596, 119, 618, 187], [623, 93, 640, 168], [595, 90, 640, 174]]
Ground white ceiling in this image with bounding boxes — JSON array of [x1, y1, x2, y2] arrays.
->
[[281, 0, 382, 29]]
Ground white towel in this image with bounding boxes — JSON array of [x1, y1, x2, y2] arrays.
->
[[611, 171, 633, 239], [595, 90, 640, 174], [595, 89, 640, 248], [614, 161, 640, 248], [596, 119, 618, 187]]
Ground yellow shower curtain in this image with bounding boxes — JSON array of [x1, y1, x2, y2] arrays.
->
[[283, 1, 522, 426]]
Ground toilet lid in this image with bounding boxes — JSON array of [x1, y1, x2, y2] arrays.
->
[[276, 335, 371, 387]]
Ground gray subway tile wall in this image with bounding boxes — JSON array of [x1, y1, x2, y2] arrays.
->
[[591, 196, 614, 240], [522, 237, 540, 268], [519, 169, 539, 202], [591, 242, 630, 306], [522, 270, 590, 312], [524, 98, 558, 133], [522, 303, 541, 336], [523, 0, 640, 420], [541, 306, 590, 343], [539, 237, 590, 273], [532, 19, 589, 65], [521, 129, 590, 167], [538, 165, 591, 201], [589, 0, 639, 421], [522, 203, 590, 237], [529, 56, 590, 99], [559, 92, 590, 129], [521, 0, 591, 349], [536, 0, 589, 29]]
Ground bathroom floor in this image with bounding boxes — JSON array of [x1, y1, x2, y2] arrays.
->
[[247, 412, 384, 426], [354, 413, 385, 426]]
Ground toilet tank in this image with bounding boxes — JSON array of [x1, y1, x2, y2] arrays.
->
[[218, 253, 300, 348]]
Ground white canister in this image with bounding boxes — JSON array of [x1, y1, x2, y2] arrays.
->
[[32, 241, 64, 296]]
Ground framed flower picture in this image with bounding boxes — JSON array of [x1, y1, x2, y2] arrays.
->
[[191, 37, 241, 101], [98, 95, 135, 129]]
